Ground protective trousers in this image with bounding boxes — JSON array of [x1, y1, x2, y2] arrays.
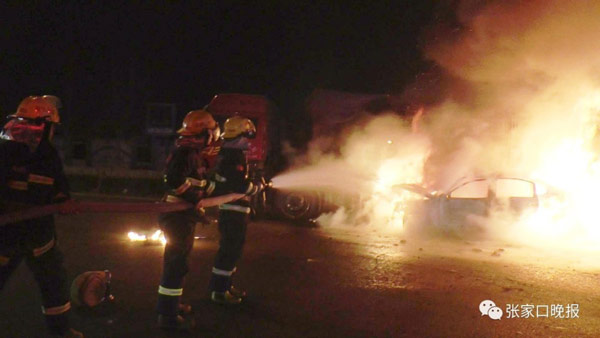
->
[[0, 217, 70, 335], [209, 209, 248, 293], [156, 211, 195, 316]]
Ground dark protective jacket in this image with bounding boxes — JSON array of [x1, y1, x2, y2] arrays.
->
[[212, 147, 260, 207], [162, 141, 222, 205], [0, 139, 70, 211]]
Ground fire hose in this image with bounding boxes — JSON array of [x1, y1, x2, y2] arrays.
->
[[0, 193, 245, 226]]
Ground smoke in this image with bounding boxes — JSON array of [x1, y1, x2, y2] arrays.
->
[[273, 113, 430, 230], [419, 0, 600, 250], [275, 1, 600, 251], [422, 0, 600, 183]]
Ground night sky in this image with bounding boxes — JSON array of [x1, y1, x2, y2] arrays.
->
[[1, 1, 451, 139]]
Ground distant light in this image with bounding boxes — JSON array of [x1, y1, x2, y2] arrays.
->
[[387, 140, 393, 144]]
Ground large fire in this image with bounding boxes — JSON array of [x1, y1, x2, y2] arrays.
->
[[276, 1, 600, 259], [507, 92, 600, 249]]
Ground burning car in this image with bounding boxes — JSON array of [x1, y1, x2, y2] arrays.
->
[[401, 176, 539, 236]]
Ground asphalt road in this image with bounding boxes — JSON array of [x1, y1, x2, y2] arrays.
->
[[1, 198, 599, 337]]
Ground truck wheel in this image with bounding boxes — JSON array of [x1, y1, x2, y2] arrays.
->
[[272, 190, 322, 222]]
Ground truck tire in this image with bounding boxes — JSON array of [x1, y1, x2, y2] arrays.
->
[[271, 189, 322, 222]]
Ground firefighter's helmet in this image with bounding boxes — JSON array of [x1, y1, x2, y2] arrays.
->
[[177, 110, 217, 136], [10, 95, 60, 123], [222, 116, 256, 139], [70, 270, 114, 307], [42, 95, 62, 109]]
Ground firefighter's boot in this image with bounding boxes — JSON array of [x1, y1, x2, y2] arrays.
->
[[157, 314, 196, 331], [211, 290, 242, 305], [226, 272, 246, 298], [229, 285, 247, 298]]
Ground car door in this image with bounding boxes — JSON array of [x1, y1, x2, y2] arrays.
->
[[493, 178, 538, 213], [442, 179, 490, 228]]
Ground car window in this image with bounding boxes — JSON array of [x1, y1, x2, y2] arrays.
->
[[495, 178, 535, 198], [449, 180, 488, 198]]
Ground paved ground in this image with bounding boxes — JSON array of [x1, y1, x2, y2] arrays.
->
[[1, 197, 599, 337]]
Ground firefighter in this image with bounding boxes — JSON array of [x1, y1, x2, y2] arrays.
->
[[156, 109, 220, 330], [208, 115, 267, 305], [0, 96, 82, 338]]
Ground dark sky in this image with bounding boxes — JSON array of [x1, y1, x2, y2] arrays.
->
[[0, 1, 448, 138]]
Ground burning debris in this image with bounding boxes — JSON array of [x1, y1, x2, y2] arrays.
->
[[127, 229, 167, 246], [126, 230, 206, 246]]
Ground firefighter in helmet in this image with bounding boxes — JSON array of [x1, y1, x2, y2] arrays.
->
[[0, 96, 82, 337], [208, 115, 267, 305], [156, 109, 221, 330]]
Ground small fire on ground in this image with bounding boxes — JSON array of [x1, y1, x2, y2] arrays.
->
[[127, 230, 166, 246]]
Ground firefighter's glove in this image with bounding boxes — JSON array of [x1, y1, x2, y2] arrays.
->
[[58, 199, 79, 215]]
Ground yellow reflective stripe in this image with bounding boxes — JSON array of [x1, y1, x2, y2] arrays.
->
[[0, 255, 10, 266], [165, 195, 185, 203], [28, 174, 54, 185], [7, 180, 28, 191], [33, 238, 56, 257], [174, 180, 192, 195], [245, 182, 255, 195], [42, 302, 71, 315], [174, 178, 208, 195], [158, 286, 183, 296], [219, 204, 251, 214], [212, 267, 234, 276], [186, 177, 206, 187], [205, 181, 216, 196]]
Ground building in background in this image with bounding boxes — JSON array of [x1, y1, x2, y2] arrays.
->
[[59, 102, 177, 172]]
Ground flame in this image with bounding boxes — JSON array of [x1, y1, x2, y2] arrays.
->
[[346, 134, 430, 230], [127, 230, 167, 245], [497, 91, 600, 250], [150, 230, 168, 245], [128, 231, 147, 241], [304, 2, 600, 266]]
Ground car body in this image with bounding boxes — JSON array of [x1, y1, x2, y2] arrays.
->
[[401, 177, 539, 235]]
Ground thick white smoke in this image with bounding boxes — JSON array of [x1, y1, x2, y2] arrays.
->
[[275, 1, 600, 251], [420, 0, 600, 249], [422, 0, 600, 183], [274, 113, 430, 230]]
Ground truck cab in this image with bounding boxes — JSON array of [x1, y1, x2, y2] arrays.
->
[[205, 94, 273, 172]]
